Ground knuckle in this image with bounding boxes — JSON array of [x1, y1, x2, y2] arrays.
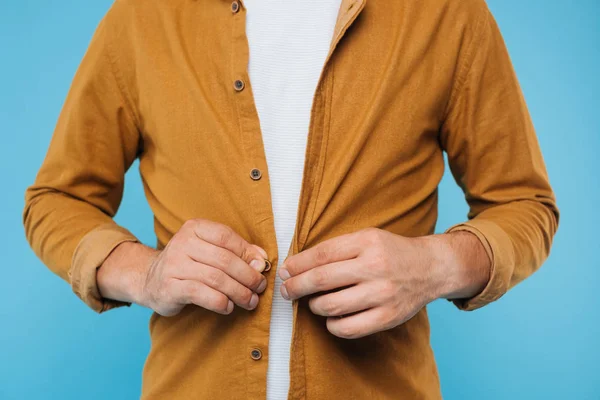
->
[[183, 282, 198, 298], [363, 227, 382, 245], [179, 282, 197, 303], [167, 233, 185, 250], [212, 293, 231, 313], [239, 246, 250, 263], [171, 233, 192, 251], [248, 273, 264, 291], [335, 323, 357, 339], [239, 288, 254, 306], [215, 248, 233, 268], [240, 243, 254, 263], [311, 269, 330, 289], [190, 287, 208, 306], [192, 217, 206, 225], [207, 270, 226, 288], [181, 219, 198, 231], [216, 226, 234, 247], [323, 297, 340, 316], [308, 297, 318, 313], [182, 230, 196, 245], [314, 246, 329, 264]]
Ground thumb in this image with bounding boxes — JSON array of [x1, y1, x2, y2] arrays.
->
[[245, 244, 269, 272]]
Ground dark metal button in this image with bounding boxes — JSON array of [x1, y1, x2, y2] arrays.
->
[[250, 348, 262, 360], [234, 79, 245, 91], [250, 168, 262, 180], [231, 1, 240, 13], [263, 259, 272, 272]]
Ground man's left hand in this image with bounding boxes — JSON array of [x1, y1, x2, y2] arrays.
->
[[278, 227, 491, 339]]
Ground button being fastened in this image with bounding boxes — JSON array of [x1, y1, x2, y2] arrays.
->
[[250, 348, 262, 360], [231, 1, 240, 13], [263, 259, 272, 272], [234, 79, 245, 91], [250, 168, 262, 180]]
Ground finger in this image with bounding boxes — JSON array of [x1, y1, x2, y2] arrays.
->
[[184, 219, 268, 271], [280, 232, 362, 279], [179, 261, 260, 310], [308, 283, 380, 317], [170, 279, 234, 315], [281, 259, 361, 300], [325, 306, 394, 339], [251, 244, 268, 259], [180, 238, 267, 293]]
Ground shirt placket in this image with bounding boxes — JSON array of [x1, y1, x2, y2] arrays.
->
[[229, 2, 276, 399], [229, 1, 366, 399]]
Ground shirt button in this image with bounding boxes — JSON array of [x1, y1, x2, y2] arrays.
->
[[263, 259, 272, 272], [250, 348, 262, 360], [250, 168, 262, 180], [234, 79, 245, 91], [231, 1, 240, 13]]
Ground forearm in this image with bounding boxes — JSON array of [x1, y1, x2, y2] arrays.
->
[[24, 189, 142, 312], [444, 198, 558, 310], [23, 190, 122, 281], [423, 231, 491, 302], [97, 241, 159, 306]]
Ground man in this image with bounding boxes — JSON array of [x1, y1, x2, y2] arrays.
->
[[23, 0, 559, 398]]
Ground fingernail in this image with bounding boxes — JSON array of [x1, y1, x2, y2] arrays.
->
[[249, 293, 259, 309], [227, 300, 234, 314], [279, 268, 290, 281], [257, 279, 267, 293], [250, 258, 265, 272], [281, 284, 289, 300]]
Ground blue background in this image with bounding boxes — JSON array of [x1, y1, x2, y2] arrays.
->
[[1, 1, 598, 399]]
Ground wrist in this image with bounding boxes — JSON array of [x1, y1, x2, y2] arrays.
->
[[421, 231, 491, 301], [97, 241, 159, 306]]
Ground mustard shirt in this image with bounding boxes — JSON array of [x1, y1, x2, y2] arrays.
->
[[23, 0, 559, 398]]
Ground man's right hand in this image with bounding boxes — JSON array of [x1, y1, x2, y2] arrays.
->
[[97, 219, 269, 317]]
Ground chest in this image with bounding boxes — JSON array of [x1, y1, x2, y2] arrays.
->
[[133, 0, 458, 252]]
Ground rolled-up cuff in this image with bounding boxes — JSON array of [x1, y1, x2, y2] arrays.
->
[[445, 219, 515, 311], [69, 222, 139, 313]]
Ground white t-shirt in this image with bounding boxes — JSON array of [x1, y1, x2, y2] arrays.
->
[[243, 0, 342, 398]]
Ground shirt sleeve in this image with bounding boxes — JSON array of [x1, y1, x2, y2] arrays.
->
[[439, 4, 560, 311], [22, 5, 141, 314]]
